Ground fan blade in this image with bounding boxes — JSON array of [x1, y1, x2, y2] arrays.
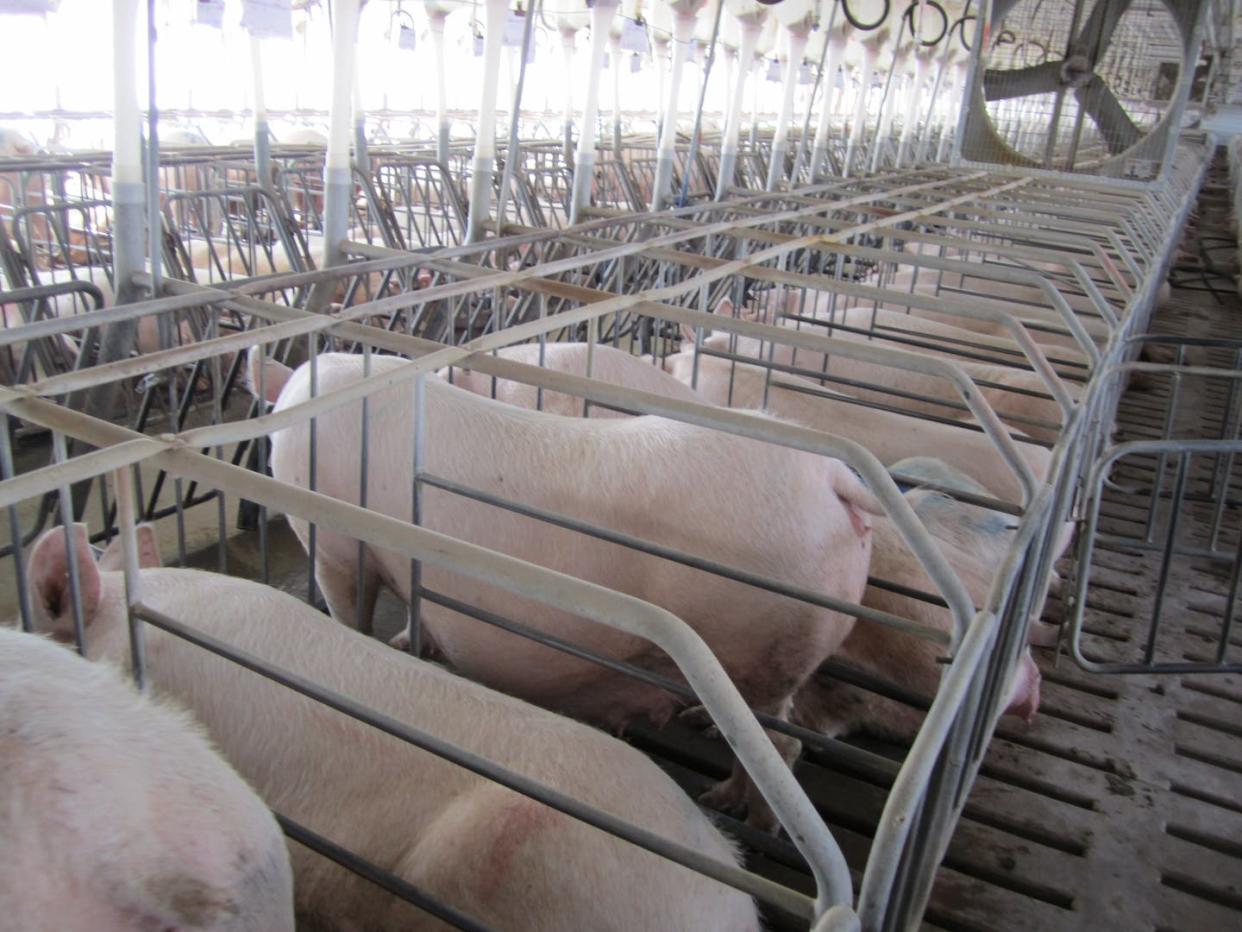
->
[[1073, 0, 1135, 64], [984, 60, 1065, 101], [1075, 74, 1141, 154]]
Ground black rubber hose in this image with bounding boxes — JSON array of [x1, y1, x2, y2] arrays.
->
[[903, 0, 948, 46], [950, 13, 977, 52], [841, 0, 891, 31]]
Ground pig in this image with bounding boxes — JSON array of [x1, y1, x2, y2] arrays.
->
[[441, 341, 704, 417], [664, 350, 1051, 507], [26, 525, 761, 931], [866, 264, 1111, 350], [248, 349, 880, 825], [442, 347, 1044, 741], [795, 486, 1043, 741], [739, 289, 1092, 375], [676, 316, 1070, 442], [0, 625, 294, 932]]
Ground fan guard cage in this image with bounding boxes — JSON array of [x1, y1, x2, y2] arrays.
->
[[954, 0, 1208, 182]]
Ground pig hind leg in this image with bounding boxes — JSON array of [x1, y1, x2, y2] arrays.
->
[[699, 696, 801, 834], [313, 545, 381, 635]]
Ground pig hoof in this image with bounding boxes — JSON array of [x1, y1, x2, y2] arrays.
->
[[388, 631, 410, 651], [1028, 621, 1061, 649], [699, 777, 748, 817], [677, 705, 719, 737], [746, 802, 780, 835]]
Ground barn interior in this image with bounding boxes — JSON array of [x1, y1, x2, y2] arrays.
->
[[1, 0, 1240, 930]]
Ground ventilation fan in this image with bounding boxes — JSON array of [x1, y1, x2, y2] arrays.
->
[[956, 0, 1206, 179]]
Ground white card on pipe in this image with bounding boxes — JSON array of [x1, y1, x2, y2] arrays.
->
[[620, 19, 650, 54], [241, 0, 292, 40], [196, 0, 224, 28]]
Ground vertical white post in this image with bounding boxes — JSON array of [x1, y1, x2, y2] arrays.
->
[[465, 0, 509, 243], [717, 20, 761, 200], [654, 35, 670, 139], [651, 12, 697, 210], [429, 11, 450, 164], [307, 0, 360, 311], [844, 45, 877, 178], [610, 32, 623, 156], [895, 52, 926, 167], [809, 34, 846, 181], [250, 35, 272, 187], [111, 0, 144, 312], [569, 0, 618, 225], [765, 26, 809, 191], [561, 28, 577, 164], [353, 59, 370, 174]]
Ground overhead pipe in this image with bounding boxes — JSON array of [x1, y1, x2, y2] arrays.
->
[[764, 19, 811, 190], [650, 4, 703, 211], [465, 0, 510, 243], [569, 0, 619, 225], [716, 13, 763, 199], [809, 30, 847, 181], [843, 38, 880, 177], [307, 0, 361, 311]]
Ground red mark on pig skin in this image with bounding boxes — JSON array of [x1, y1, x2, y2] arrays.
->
[[484, 798, 556, 886], [846, 505, 871, 539]]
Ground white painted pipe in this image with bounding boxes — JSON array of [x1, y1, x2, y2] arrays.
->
[[561, 29, 577, 164], [465, 0, 509, 242], [569, 0, 618, 225], [748, 54, 761, 146], [809, 35, 846, 181], [429, 11, 450, 164], [250, 35, 272, 186], [869, 53, 904, 175], [111, 0, 143, 309], [716, 21, 760, 200], [610, 34, 624, 156], [654, 36, 670, 139], [307, 0, 360, 313], [843, 45, 876, 178], [352, 58, 370, 174], [650, 12, 697, 210], [765, 27, 808, 191], [895, 53, 926, 168]]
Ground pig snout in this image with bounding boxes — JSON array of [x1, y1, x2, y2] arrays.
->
[[1003, 653, 1042, 723]]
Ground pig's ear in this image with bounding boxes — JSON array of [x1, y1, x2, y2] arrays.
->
[[98, 524, 162, 572], [716, 296, 736, 319], [27, 524, 101, 628], [243, 347, 293, 407], [680, 321, 701, 345]]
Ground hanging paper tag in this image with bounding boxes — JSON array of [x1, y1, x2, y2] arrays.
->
[[766, 59, 781, 82], [0, 0, 59, 13], [474, 33, 484, 56], [620, 18, 649, 54], [241, 0, 292, 40], [196, 0, 225, 28], [603, 52, 610, 69], [630, 52, 642, 73], [502, 9, 526, 47], [799, 63, 814, 84], [398, 24, 416, 50]]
